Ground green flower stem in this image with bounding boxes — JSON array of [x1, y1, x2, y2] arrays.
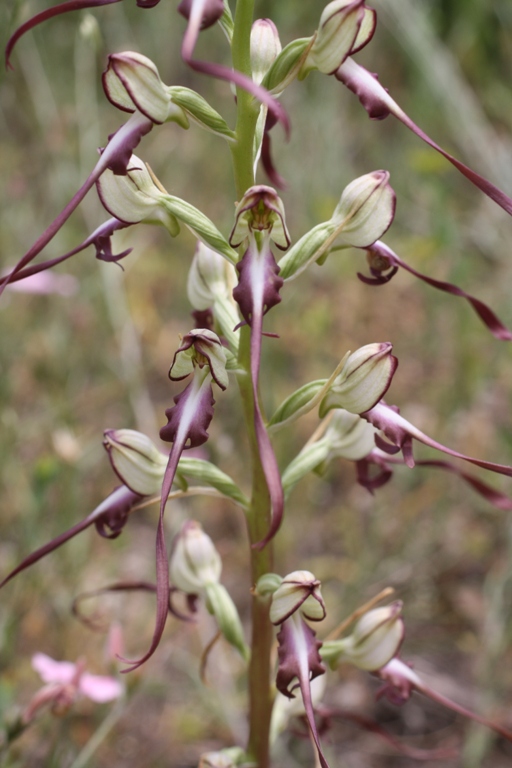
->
[[230, 0, 260, 198], [230, 4, 275, 765], [237, 326, 274, 768]]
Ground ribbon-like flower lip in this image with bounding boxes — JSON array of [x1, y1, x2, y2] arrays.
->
[[178, 0, 225, 29], [359, 241, 512, 342], [169, 329, 228, 390], [276, 615, 330, 768], [229, 186, 290, 250], [363, 400, 512, 479], [335, 57, 512, 218], [0, 485, 142, 591], [376, 657, 512, 743]]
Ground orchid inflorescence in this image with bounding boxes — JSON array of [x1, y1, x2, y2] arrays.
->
[[3, 0, 512, 765]]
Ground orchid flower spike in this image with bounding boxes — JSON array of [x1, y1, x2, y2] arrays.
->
[[23, 653, 123, 723], [377, 657, 512, 744], [120, 330, 228, 672], [230, 186, 289, 549], [270, 571, 330, 768]]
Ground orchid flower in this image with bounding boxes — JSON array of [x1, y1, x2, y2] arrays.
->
[[23, 653, 123, 723], [266, 571, 329, 768], [119, 329, 228, 671], [377, 657, 512, 744], [230, 186, 288, 547]]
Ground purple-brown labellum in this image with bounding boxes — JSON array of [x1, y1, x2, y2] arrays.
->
[[336, 57, 512, 218], [0, 113, 152, 299], [276, 616, 329, 768], [377, 658, 512, 743], [363, 401, 512, 479], [232, 238, 284, 548], [0, 219, 131, 290], [121, 354, 219, 672], [358, 241, 512, 342], [0, 486, 141, 590], [177, 0, 224, 29], [5, 0, 160, 70]]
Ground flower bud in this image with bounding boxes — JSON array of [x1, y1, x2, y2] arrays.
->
[[270, 570, 326, 625], [103, 429, 166, 496], [187, 243, 233, 310], [103, 52, 188, 126], [322, 602, 404, 671], [251, 19, 282, 84], [331, 170, 396, 248], [169, 521, 222, 594], [254, 572, 283, 598], [96, 156, 180, 232], [320, 342, 397, 415], [303, 0, 363, 76]]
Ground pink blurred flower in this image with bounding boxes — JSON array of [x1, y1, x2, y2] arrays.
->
[[5, 271, 78, 296], [23, 653, 123, 723]]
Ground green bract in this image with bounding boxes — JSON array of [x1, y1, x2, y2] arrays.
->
[[168, 86, 236, 141]]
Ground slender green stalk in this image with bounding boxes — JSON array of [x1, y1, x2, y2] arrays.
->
[[230, 3, 275, 765]]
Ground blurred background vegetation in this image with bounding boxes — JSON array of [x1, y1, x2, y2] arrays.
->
[[1, 0, 512, 765]]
